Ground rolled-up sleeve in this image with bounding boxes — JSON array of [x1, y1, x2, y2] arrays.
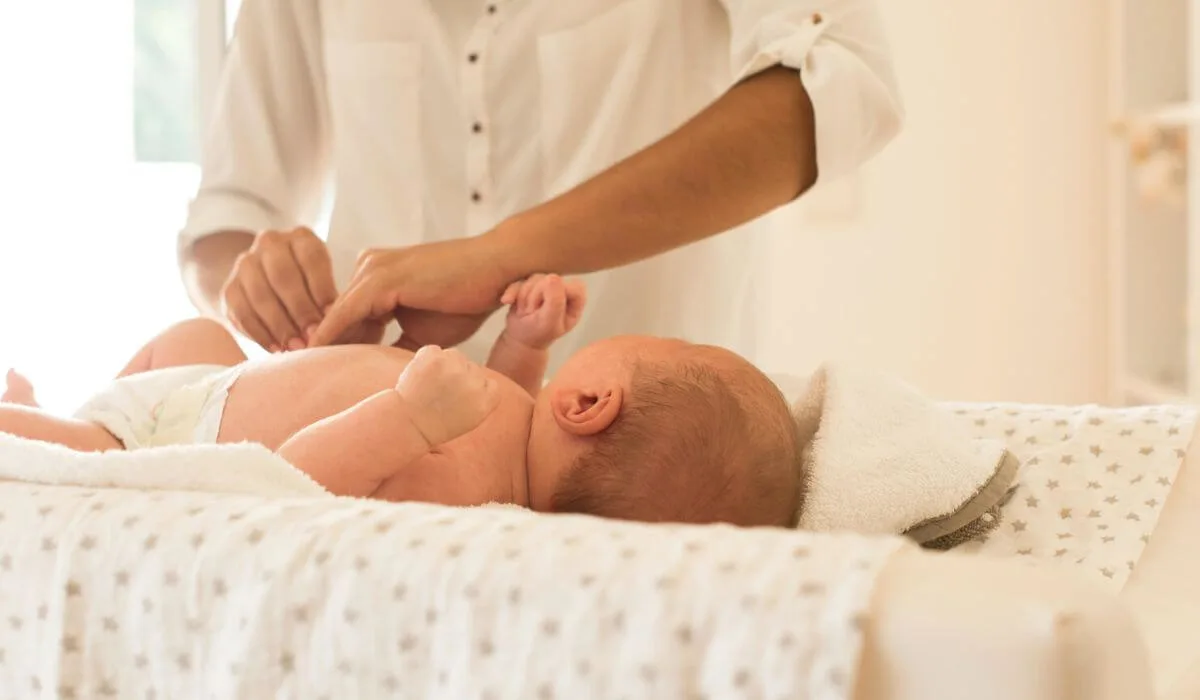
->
[[177, 0, 331, 256], [719, 0, 904, 185]]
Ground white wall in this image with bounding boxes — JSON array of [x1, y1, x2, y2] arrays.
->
[[755, 0, 1111, 405]]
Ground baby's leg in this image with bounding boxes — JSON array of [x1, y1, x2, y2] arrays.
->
[[117, 318, 247, 378], [0, 404, 121, 451]]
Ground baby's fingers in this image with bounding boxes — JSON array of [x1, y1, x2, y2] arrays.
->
[[518, 278, 538, 313], [541, 282, 565, 320], [564, 280, 587, 323]]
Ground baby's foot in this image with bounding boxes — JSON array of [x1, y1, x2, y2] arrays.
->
[[2, 369, 38, 407]]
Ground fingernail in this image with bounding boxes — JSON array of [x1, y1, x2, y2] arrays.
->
[[305, 325, 318, 340], [287, 338, 305, 351], [269, 345, 282, 353]]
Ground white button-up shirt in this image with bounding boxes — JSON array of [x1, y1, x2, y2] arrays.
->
[[180, 0, 903, 368]]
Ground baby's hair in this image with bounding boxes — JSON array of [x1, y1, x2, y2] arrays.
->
[[550, 355, 805, 527]]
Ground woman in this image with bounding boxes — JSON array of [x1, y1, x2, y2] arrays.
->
[[178, 0, 903, 370]]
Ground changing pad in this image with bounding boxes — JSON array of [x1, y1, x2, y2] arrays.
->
[[0, 473, 907, 699], [947, 401, 1196, 592]]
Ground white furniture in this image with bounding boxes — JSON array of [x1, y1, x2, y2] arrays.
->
[[1123, 419, 1200, 699], [1109, 0, 1199, 405]]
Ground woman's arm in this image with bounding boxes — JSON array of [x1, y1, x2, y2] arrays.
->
[[309, 2, 902, 347], [312, 66, 820, 348], [489, 65, 816, 277], [178, 0, 333, 320]]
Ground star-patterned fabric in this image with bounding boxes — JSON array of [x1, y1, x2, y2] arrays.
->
[[944, 402, 1195, 592], [0, 486, 906, 699]]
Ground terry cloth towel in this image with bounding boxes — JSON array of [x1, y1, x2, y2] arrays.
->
[[788, 364, 1019, 548], [0, 432, 330, 498]]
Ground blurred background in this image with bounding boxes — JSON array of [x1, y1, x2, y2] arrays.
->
[[0, 1, 1193, 411]]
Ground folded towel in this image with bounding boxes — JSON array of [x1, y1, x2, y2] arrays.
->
[[0, 432, 329, 498], [782, 364, 1018, 547]]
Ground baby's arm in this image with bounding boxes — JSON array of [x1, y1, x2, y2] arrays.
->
[[278, 346, 500, 497], [486, 274, 585, 396], [276, 391, 430, 496], [486, 334, 549, 399]]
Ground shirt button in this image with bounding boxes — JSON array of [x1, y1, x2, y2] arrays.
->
[[812, 12, 823, 24], [471, 191, 482, 203], [468, 52, 479, 63], [472, 122, 483, 134], [487, 5, 497, 14]]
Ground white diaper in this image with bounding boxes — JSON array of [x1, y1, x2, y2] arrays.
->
[[73, 364, 243, 449]]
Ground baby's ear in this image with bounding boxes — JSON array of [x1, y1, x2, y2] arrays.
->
[[551, 385, 623, 436]]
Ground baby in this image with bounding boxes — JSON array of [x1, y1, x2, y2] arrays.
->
[[1, 275, 803, 527]]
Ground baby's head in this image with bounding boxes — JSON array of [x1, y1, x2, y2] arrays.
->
[[526, 336, 804, 528]]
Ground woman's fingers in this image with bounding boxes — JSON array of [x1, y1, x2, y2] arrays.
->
[[260, 242, 323, 344], [500, 281, 522, 305], [308, 279, 375, 347], [217, 229, 342, 351], [289, 228, 340, 321], [222, 280, 278, 352]]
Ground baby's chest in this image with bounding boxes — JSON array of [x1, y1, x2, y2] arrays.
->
[[440, 414, 525, 475]]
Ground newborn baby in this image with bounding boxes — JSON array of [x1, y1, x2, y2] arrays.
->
[[1, 275, 802, 527]]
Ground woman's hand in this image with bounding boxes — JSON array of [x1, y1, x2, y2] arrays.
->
[[309, 235, 521, 349], [390, 308, 496, 352], [218, 227, 377, 351]]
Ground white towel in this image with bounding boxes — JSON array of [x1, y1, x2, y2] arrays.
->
[[788, 364, 1015, 542], [0, 432, 329, 498]]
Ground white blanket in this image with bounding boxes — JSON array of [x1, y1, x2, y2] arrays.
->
[[0, 433, 907, 699]]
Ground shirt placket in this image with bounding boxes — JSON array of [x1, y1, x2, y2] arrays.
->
[[462, 2, 503, 237]]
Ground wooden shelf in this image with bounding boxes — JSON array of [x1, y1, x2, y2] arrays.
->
[[1108, 0, 1197, 407], [1139, 102, 1200, 127], [1114, 102, 1200, 134]]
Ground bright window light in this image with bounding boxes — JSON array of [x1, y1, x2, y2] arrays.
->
[[0, 1, 222, 412]]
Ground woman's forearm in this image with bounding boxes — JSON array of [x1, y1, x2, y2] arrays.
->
[[489, 66, 817, 277], [179, 230, 256, 317]]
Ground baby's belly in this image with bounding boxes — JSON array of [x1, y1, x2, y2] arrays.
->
[[217, 345, 414, 449]]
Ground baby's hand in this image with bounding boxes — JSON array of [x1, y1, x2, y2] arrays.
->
[[394, 346, 500, 447], [500, 274, 586, 350]]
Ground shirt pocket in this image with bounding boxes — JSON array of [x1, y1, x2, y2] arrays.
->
[[322, 40, 424, 277], [536, 0, 669, 199]]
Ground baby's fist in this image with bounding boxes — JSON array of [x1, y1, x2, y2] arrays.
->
[[395, 346, 500, 447], [500, 274, 586, 349]]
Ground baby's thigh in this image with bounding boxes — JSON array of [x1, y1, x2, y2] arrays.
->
[[120, 318, 247, 377]]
